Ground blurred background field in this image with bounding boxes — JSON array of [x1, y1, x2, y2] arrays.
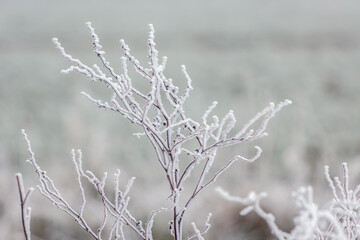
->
[[1, 0, 360, 239]]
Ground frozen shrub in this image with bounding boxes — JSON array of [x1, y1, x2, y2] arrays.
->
[[217, 162, 360, 240], [17, 22, 291, 240]]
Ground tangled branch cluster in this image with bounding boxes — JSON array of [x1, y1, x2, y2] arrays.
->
[[17, 22, 290, 240]]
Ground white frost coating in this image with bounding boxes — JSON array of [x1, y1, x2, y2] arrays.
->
[[71, 149, 86, 218], [180, 65, 193, 103], [241, 146, 262, 162], [202, 101, 218, 127], [190, 222, 204, 240], [186, 213, 212, 240], [160, 56, 168, 71], [235, 99, 292, 139], [148, 24, 159, 69], [85, 22, 103, 52]]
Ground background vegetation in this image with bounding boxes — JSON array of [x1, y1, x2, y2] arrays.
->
[[1, 0, 360, 239]]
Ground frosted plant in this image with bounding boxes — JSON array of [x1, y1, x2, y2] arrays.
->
[[323, 163, 360, 239], [217, 162, 360, 240], [18, 22, 291, 240]]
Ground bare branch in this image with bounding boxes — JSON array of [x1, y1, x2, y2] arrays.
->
[[16, 173, 34, 240]]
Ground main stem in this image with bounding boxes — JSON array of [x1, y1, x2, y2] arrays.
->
[[174, 207, 184, 240], [171, 154, 181, 240], [174, 206, 179, 240]]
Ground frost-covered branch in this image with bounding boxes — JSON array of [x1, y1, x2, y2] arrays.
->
[[21, 130, 147, 240], [186, 213, 212, 240]]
